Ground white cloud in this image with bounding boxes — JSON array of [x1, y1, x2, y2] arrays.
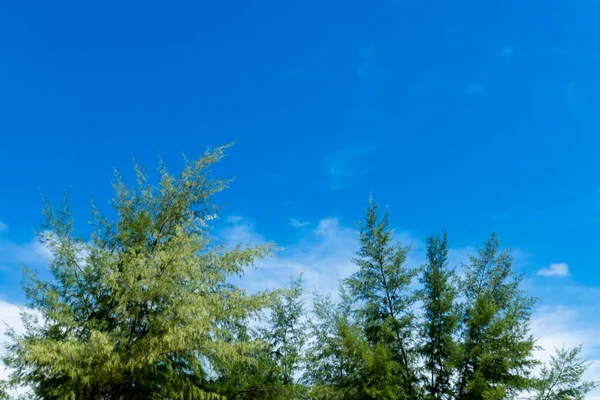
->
[[0, 301, 25, 381], [225, 217, 359, 298], [289, 218, 310, 228], [538, 262, 570, 277], [222, 215, 454, 302], [0, 302, 40, 397]]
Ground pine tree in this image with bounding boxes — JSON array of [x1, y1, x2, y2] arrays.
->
[[216, 276, 307, 399], [3, 145, 276, 399], [457, 233, 538, 400], [303, 287, 366, 400], [419, 232, 460, 400], [343, 197, 420, 399], [532, 345, 598, 400], [0, 380, 8, 400], [263, 275, 306, 387]]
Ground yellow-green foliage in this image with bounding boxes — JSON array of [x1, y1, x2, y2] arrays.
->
[[4, 145, 275, 399]]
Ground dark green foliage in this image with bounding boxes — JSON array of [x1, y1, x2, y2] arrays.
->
[[345, 197, 420, 399], [304, 198, 421, 400], [457, 233, 539, 400], [303, 200, 596, 400], [419, 232, 460, 400]]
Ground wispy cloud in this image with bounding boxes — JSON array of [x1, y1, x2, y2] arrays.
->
[[357, 44, 386, 81], [0, 235, 53, 271], [220, 216, 265, 246], [499, 45, 514, 58], [325, 146, 375, 191], [0, 221, 7, 232], [222, 216, 358, 297], [221, 215, 474, 302], [463, 82, 485, 95], [289, 218, 310, 228], [552, 46, 568, 56], [538, 262, 570, 277], [277, 67, 303, 81]]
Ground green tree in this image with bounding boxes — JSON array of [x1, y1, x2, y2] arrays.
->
[[3, 145, 276, 399], [457, 233, 538, 400], [214, 276, 307, 399], [262, 275, 306, 387], [532, 345, 598, 400], [419, 232, 460, 400], [0, 380, 8, 400], [344, 197, 420, 399], [303, 287, 366, 400]]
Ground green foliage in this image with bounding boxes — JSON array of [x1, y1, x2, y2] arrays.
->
[[212, 276, 307, 399], [303, 200, 597, 400], [457, 233, 539, 400], [1, 150, 597, 400], [304, 198, 421, 399], [532, 345, 598, 400], [3, 145, 276, 399], [303, 287, 365, 399], [0, 380, 8, 400], [262, 275, 306, 387], [419, 232, 460, 400], [345, 197, 420, 398]]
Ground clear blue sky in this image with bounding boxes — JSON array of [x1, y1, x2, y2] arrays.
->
[[1, 1, 600, 373]]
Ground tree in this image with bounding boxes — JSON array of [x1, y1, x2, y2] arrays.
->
[[263, 275, 306, 387], [532, 345, 598, 400], [0, 380, 8, 400], [457, 233, 538, 400], [419, 232, 460, 400], [213, 276, 307, 399], [303, 287, 366, 400], [3, 145, 276, 399], [343, 197, 420, 399]]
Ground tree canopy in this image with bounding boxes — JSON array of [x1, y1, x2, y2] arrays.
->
[[1, 146, 597, 399]]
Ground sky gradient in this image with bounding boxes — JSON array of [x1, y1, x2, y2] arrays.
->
[[1, 0, 599, 394]]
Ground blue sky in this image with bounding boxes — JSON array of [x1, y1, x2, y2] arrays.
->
[[1, 0, 600, 391]]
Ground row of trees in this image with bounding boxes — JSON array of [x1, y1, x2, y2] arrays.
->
[[1, 146, 597, 399]]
